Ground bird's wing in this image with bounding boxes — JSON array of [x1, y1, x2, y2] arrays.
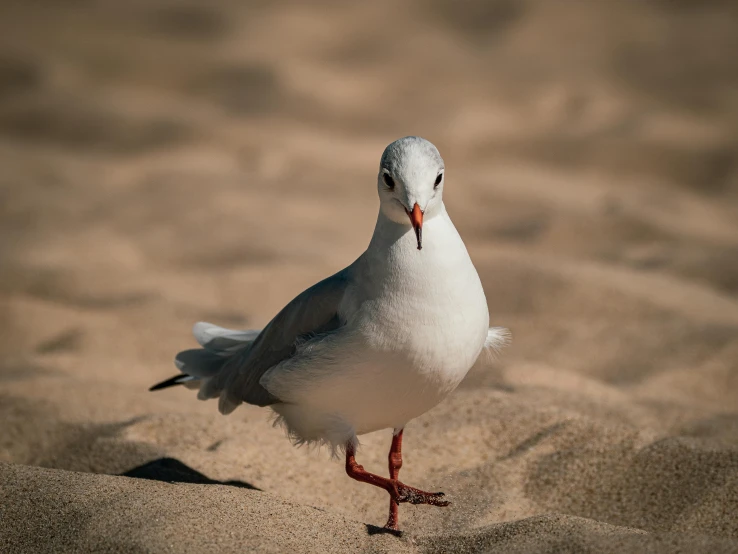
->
[[192, 322, 261, 356], [214, 268, 352, 410]]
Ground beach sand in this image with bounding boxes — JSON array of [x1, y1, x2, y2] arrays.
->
[[1, 1, 737, 552]]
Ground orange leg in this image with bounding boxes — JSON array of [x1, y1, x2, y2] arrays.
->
[[344, 431, 449, 531], [386, 429, 404, 529]]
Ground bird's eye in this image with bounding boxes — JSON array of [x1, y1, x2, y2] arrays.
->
[[434, 173, 443, 187], [383, 173, 395, 190]]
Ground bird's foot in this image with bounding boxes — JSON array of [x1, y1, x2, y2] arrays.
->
[[383, 516, 400, 532], [391, 481, 450, 507]]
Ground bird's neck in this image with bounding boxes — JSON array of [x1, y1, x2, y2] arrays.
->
[[359, 203, 484, 319], [363, 202, 471, 280], [369, 203, 447, 252]]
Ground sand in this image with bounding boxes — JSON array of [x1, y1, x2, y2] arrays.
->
[[1, 0, 737, 552]]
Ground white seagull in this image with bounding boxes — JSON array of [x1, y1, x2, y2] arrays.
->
[[150, 136, 509, 530]]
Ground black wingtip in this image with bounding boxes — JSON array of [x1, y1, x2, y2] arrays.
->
[[149, 374, 189, 392]]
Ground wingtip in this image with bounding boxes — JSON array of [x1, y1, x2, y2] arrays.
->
[[149, 374, 191, 392]]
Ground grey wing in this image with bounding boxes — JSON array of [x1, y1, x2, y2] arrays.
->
[[215, 268, 351, 410]]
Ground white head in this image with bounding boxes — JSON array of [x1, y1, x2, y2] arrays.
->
[[377, 136, 445, 250]]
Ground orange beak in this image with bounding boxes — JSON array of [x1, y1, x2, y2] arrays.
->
[[407, 203, 423, 250]]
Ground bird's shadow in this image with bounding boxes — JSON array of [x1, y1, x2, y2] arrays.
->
[[121, 457, 260, 490]]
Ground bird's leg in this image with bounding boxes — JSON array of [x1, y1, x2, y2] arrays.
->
[[386, 428, 404, 530], [344, 437, 449, 530]]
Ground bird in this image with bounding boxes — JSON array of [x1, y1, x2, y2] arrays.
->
[[150, 136, 509, 530]]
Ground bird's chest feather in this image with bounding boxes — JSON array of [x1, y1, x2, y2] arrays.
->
[[348, 232, 489, 388]]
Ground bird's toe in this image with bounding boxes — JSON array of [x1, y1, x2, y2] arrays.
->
[[395, 484, 450, 506]]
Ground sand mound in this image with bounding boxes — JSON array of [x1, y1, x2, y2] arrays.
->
[[3, 463, 737, 554]]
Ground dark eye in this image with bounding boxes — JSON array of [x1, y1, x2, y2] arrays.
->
[[434, 173, 443, 187], [383, 173, 395, 190]]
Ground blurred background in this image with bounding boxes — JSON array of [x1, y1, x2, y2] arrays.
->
[[1, 0, 738, 549]]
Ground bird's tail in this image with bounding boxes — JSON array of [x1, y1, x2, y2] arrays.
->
[[149, 322, 260, 399]]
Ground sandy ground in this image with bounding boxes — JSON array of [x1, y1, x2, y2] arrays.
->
[[1, 1, 738, 552]]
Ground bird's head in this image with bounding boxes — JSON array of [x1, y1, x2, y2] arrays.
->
[[377, 136, 445, 250]]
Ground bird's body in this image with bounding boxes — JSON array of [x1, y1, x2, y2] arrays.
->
[[151, 136, 508, 530], [267, 203, 491, 447]]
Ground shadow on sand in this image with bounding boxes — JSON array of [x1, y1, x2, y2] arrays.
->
[[121, 457, 260, 490]]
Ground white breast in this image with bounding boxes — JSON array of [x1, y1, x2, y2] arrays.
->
[[264, 206, 490, 442], [336, 208, 490, 430]]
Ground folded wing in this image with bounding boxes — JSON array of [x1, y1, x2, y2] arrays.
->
[[202, 269, 352, 412]]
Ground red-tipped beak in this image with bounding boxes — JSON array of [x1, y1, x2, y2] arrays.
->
[[407, 203, 423, 250]]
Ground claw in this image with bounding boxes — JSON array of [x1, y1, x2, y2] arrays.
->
[[394, 483, 450, 506]]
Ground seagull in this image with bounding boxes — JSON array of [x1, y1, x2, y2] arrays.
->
[[150, 136, 509, 530]]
